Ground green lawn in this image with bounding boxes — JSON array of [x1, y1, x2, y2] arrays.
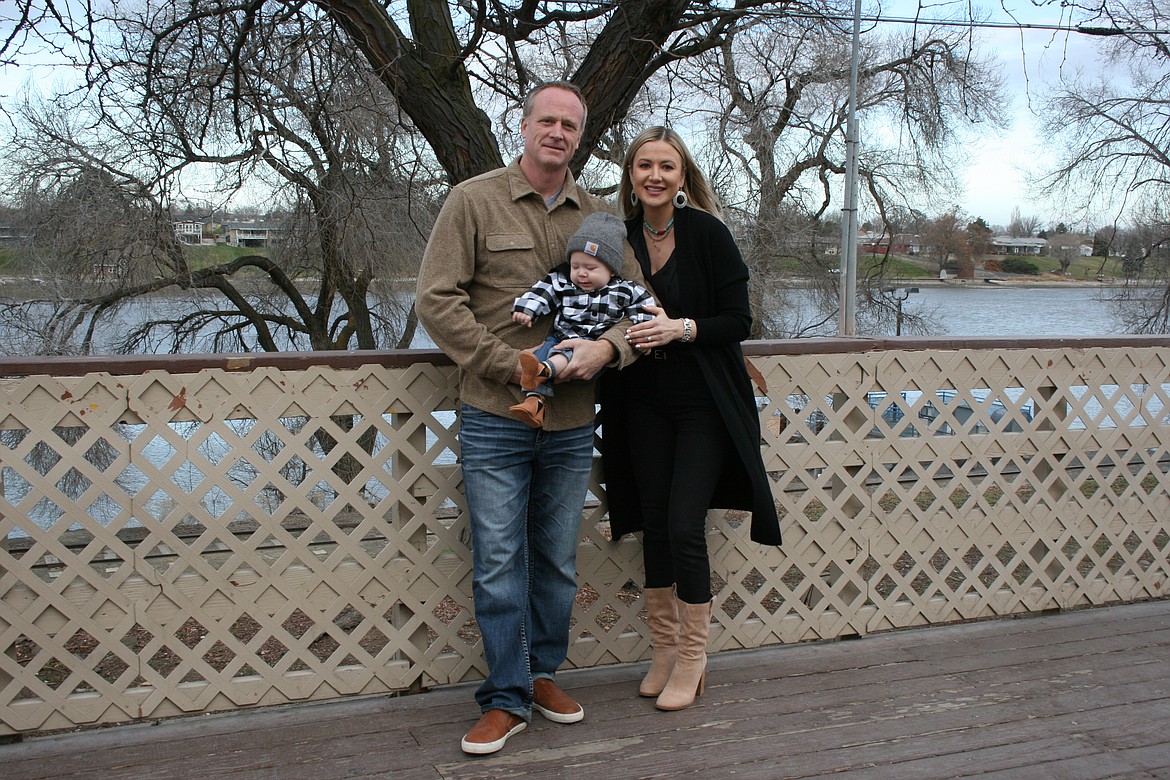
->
[[863, 251, 1126, 281], [0, 243, 270, 277], [184, 244, 271, 271], [1022, 253, 1123, 279], [0, 247, 18, 274], [860, 253, 935, 279]]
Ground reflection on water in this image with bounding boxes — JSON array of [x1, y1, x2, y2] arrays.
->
[[910, 284, 1119, 336], [411, 284, 1121, 347], [0, 283, 1125, 355]]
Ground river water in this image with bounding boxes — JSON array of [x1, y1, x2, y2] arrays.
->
[[408, 283, 1119, 347], [901, 284, 1120, 337], [0, 281, 1123, 355]]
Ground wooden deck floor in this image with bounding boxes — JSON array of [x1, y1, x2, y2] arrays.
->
[[7, 599, 1170, 779]]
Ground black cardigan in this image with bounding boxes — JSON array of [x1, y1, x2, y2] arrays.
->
[[600, 207, 782, 547]]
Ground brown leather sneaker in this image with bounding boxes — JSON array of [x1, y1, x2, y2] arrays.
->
[[532, 678, 584, 724], [461, 709, 527, 755]]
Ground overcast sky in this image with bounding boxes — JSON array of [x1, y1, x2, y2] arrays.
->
[[879, 0, 1111, 229], [0, 1, 1117, 231]]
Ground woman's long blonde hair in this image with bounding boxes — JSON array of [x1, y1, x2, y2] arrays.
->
[[619, 126, 722, 221]]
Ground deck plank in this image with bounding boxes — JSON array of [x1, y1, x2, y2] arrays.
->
[[5, 600, 1169, 780]]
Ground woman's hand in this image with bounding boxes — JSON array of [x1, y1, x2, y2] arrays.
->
[[625, 305, 685, 354]]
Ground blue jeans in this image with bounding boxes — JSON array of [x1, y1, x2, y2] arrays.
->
[[458, 403, 593, 719]]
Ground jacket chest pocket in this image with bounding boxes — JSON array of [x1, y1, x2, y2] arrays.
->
[[483, 233, 544, 289]]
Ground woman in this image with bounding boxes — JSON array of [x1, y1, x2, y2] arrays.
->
[[601, 126, 782, 711]]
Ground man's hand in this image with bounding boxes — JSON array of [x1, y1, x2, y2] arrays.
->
[[555, 338, 615, 381]]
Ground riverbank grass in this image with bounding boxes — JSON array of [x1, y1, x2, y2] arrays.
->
[[0, 244, 271, 277]]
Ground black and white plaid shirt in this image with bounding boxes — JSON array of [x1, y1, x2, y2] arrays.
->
[[513, 267, 656, 341]]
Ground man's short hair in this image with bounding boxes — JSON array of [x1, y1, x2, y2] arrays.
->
[[522, 81, 588, 129]]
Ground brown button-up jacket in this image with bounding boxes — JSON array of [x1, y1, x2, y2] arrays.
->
[[416, 158, 645, 430]]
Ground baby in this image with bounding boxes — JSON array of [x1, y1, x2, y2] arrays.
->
[[510, 211, 656, 428]]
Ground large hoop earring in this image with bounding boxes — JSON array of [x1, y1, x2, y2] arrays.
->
[[630, 189, 639, 206], [673, 189, 688, 209]]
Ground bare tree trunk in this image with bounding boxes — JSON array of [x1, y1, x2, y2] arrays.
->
[[324, 0, 504, 183]]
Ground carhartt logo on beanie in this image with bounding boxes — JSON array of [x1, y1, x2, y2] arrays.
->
[[566, 212, 625, 275]]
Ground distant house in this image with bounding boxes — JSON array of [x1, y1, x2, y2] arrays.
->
[[174, 221, 204, 245], [92, 250, 131, 280], [0, 225, 31, 244], [858, 230, 885, 254], [225, 222, 281, 248], [858, 231, 922, 256], [893, 233, 922, 255], [991, 236, 1047, 256]]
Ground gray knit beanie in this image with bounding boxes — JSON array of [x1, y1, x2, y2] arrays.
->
[[565, 211, 626, 275]]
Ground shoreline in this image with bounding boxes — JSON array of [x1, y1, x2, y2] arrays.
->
[[787, 275, 1126, 290], [905, 277, 1122, 289]]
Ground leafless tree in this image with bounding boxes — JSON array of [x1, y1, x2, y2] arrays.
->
[[1008, 207, 1042, 238], [3, 0, 1013, 347], [1047, 231, 1086, 275], [1031, 1, 1168, 329], [1100, 205, 1170, 334], [922, 209, 969, 275], [4, 10, 436, 355], [658, 12, 1005, 336]]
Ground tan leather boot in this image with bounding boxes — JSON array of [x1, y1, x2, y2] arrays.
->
[[655, 597, 712, 711], [639, 586, 679, 697]]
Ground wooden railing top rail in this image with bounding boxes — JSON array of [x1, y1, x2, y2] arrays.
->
[[2, 335, 1168, 378]]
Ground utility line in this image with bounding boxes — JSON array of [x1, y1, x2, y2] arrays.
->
[[776, 11, 1169, 36]]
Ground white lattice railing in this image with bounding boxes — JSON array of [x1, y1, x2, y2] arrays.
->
[[1, 337, 1168, 736]]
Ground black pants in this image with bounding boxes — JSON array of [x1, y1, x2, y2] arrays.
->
[[623, 352, 734, 604]]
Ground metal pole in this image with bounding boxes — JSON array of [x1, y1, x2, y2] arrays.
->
[[837, 0, 862, 336]]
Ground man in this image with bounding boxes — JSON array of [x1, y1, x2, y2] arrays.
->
[[415, 82, 644, 756]]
